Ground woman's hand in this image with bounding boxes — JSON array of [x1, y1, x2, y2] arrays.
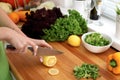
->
[[0, 27, 38, 55], [0, 8, 52, 55]]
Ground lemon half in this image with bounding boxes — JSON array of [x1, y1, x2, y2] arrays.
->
[[42, 56, 57, 67]]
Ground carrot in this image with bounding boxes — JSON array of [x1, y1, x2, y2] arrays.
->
[[15, 11, 30, 21], [8, 12, 20, 24]]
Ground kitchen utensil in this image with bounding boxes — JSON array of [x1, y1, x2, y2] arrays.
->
[[6, 45, 63, 56], [29, 46, 63, 56]]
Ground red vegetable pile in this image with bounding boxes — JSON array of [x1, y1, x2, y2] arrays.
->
[[21, 7, 64, 39]]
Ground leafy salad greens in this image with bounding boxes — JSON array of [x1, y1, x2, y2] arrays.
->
[[85, 33, 110, 46], [42, 9, 88, 41]]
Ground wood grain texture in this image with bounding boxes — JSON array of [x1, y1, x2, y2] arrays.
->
[[6, 41, 120, 80]]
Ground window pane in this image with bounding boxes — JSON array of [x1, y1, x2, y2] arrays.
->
[[102, 0, 120, 20]]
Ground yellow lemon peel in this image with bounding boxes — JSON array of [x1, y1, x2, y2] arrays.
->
[[67, 35, 81, 47]]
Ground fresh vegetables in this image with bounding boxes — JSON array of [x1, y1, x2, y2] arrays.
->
[[8, 12, 20, 24], [85, 33, 110, 46], [8, 11, 30, 23], [21, 8, 88, 41], [42, 9, 88, 41], [41, 16, 80, 41], [21, 7, 64, 39], [15, 11, 30, 21], [68, 9, 88, 34], [73, 63, 100, 80], [107, 52, 120, 74]]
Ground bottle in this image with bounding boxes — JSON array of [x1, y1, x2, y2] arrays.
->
[[90, 6, 99, 20], [90, 0, 102, 20]]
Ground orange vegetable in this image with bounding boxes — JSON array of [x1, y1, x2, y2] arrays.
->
[[15, 11, 30, 21], [8, 12, 19, 24], [107, 52, 120, 74]]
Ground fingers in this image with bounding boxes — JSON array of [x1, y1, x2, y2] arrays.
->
[[19, 45, 28, 53], [32, 39, 53, 49], [15, 44, 28, 54], [33, 45, 38, 56], [41, 40, 52, 48], [27, 41, 38, 56], [9, 36, 52, 56]]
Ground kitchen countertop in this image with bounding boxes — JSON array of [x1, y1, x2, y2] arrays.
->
[[6, 41, 120, 80], [6, 8, 120, 79]]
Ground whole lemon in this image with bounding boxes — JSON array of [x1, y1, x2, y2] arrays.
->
[[67, 35, 81, 47]]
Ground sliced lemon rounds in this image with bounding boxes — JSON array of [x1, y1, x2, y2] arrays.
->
[[48, 68, 59, 75]]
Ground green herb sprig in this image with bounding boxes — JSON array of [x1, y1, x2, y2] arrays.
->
[[73, 63, 100, 80], [116, 6, 120, 15]]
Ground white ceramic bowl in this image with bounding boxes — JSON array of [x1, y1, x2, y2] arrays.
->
[[81, 32, 113, 53]]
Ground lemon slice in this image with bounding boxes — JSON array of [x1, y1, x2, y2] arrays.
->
[[48, 68, 59, 75], [42, 56, 57, 67]]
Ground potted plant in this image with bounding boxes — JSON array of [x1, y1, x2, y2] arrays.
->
[[115, 6, 120, 39], [116, 6, 120, 15]]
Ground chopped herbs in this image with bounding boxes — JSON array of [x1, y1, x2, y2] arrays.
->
[[85, 33, 110, 46], [73, 63, 100, 80], [21, 7, 88, 41]]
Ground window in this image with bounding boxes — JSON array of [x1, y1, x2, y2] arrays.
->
[[102, 0, 120, 20]]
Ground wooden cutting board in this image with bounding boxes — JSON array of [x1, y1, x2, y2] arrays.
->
[[6, 41, 120, 80]]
